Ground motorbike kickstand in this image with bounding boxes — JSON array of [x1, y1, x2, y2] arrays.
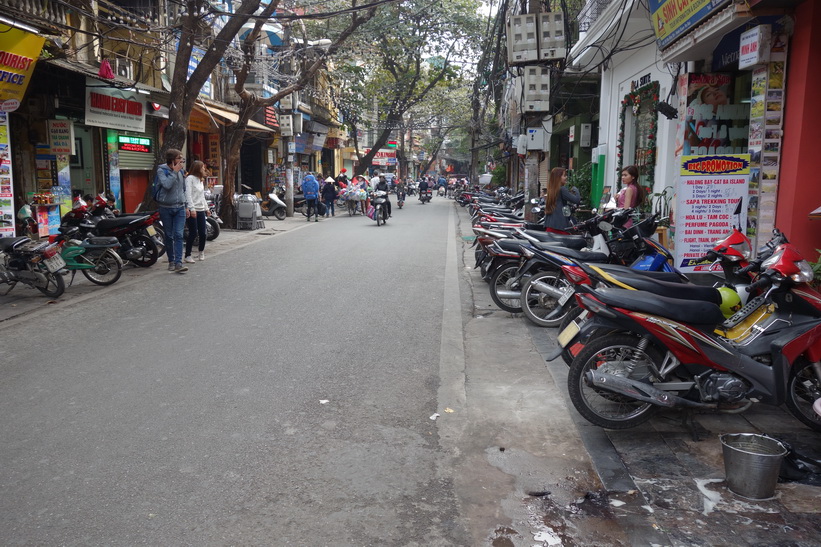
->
[[680, 410, 709, 442], [1, 280, 17, 296]]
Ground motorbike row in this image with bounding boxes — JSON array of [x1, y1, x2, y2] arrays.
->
[[0, 193, 222, 299], [461, 190, 821, 431]]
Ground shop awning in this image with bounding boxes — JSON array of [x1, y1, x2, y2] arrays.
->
[[196, 101, 274, 133], [660, 3, 754, 64]]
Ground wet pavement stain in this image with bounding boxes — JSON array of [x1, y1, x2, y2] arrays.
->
[[524, 490, 632, 546], [489, 526, 520, 547]]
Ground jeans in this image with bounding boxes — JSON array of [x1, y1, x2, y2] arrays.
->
[[159, 206, 186, 264], [324, 198, 335, 216], [185, 211, 207, 256]]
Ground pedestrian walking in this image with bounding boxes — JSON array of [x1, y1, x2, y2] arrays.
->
[[543, 167, 580, 230], [183, 160, 210, 263], [322, 177, 338, 217], [302, 173, 320, 222], [154, 148, 193, 273]]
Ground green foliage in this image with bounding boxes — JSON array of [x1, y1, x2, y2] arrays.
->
[[490, 163, 506, 186], [809, 250, 821, 287], [568, 163, 592, 208]]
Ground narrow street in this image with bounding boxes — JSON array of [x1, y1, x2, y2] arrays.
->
[[2, 197, 821, 546]]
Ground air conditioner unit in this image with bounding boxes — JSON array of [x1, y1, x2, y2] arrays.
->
[[292, 114, 303, 134], [115, 58, 133, 79]]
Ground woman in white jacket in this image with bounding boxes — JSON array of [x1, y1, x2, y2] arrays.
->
[[184, 160, 210, 262]]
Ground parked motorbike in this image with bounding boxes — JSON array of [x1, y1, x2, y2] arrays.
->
[[52, 227, 123, 286], [260, 188, 287, 220], [563, 239, 821, 432], [62, 200, 159, 268], [0, 234, 66, 298], [371, 190, 389, 226]]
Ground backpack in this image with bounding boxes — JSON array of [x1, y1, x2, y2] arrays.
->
[[152, 166, 168, 203]]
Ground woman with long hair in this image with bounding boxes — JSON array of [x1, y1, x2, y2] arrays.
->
[[183, 160, 210, 262], [616, 165, 645, 209], [543, 167, 580, 230]]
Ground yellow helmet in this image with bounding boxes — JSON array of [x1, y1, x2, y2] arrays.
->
[[718, 287, 742, 318]]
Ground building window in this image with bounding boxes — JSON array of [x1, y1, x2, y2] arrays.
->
[[617, 81, 659, 192]]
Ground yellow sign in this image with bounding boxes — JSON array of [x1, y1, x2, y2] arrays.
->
[[0, 24, 45, 111], [650, 0, 730, 49]]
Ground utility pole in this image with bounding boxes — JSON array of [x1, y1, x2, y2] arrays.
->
[[282, 22, 295, 217]]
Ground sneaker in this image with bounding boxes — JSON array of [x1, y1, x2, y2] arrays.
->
[[184, 255, 195, 263], [175, 263, 188, 274], [168, 263, 175, 272], [198, 252, 205, 261]]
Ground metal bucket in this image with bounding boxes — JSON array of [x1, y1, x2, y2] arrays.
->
[[720, 433, 787, 500]]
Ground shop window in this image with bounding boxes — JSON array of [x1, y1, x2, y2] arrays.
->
[[617, 82, 659, 193]]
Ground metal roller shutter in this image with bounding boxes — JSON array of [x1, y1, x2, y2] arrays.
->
[[117, 118, 158, 170]]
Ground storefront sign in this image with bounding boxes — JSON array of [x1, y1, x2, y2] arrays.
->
[[649, 0, 731, 49], [673, 154, 750, 272], [47, 120, 74, 155], [739, 25, 771, 69], [364, 148, 397, 166], [117, 135, 151, 153], [0, 25, 45, 112], [84, 83, 145, 132]]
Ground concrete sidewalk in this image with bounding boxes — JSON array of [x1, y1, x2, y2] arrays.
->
[[0, 214, 312, 324], [453, 202, 821, 546]]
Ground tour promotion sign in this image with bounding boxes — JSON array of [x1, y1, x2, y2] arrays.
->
[[649, 0, 730, 49], [673, 154, 750, 273], [0, 24, 45, 112]]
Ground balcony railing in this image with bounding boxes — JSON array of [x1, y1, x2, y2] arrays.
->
[[577, 0, 612, 33], [1, 0, 69, 30]]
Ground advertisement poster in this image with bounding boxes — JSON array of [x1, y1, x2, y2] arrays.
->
[[0, 112, 14, 236], [681, 73, 749, 157], [674, 154, 750, 272]]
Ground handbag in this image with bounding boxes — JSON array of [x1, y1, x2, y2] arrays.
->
[[366, 205, 376, 220], [317, 201, 327, 216]]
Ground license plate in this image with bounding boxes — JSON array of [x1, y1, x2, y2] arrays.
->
[[557, 320, 580, 348], [558, 285, 575, 306], [44, 254, 66, 273], [146, 225, 157, 236]]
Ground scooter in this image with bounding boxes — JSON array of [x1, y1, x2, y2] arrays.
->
[[420, 189, 432, 204], [260, 189, 287, 220], [371, 190, 389, 226], [397, 190, 405, 209], [0, 231, 66, 298], [564, 239, 821, 432]]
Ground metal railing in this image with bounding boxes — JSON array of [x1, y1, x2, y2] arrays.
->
[[577, 0, 613, 33]]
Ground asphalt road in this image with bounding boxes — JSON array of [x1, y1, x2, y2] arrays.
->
[[0, 197, 472, 545]]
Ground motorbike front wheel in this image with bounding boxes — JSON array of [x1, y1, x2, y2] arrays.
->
[[130, 234, 159, 267], [376, 205, 382, 226], [567, 334, 664, 429], [37, 270, 65, 298], [488, 262, 523, 313], [521, 270, 573, 328], [785, 358, 821, 432], [81, 249, 123, 286]]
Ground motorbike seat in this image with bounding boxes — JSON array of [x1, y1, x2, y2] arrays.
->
[[588, 265, 720, 304], [83, 236, 121, 247], [95, 216, 149, 231], [497, 239, 525, 253], [0, 236, 31, 252], [593, 263, 685, 284], [521, 230, 586, 250], [536, 245, 609, 263], [592, 287, 725, 326]]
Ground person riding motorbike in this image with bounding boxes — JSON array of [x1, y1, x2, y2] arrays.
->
[[418, 177, 430, 200], [375, 175, 392, 217]]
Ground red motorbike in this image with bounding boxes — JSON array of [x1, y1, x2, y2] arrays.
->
[[563, 238, 821, 432]]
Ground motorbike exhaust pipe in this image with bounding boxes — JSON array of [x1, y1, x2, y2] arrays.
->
[[529, 280, 567, 299], [584, 370, 712, 409], [496, 289, 521, 299]]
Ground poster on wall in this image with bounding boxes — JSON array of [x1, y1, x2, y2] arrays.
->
[[673, 154, 750, 273], [0, 112, 14, 236], [680, 73, 749, 157]]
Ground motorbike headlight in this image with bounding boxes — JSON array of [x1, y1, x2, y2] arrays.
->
[[729, 239, 752, 260], [792, 260, 815, 283]]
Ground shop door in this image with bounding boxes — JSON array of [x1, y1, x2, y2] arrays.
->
[[121, 170, 149, 213], [239, 141, 263, 195]]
